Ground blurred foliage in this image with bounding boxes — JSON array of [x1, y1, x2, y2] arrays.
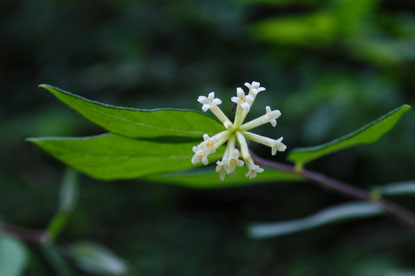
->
[[68, 242, 128, 276], [0, 234, 27, 276], [1, 0, 415, 275]]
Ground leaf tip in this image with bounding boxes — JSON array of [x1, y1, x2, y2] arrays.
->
[[38, 83, 50, 89], [38, 84, 56, 94], [402, 104, 412, 112]]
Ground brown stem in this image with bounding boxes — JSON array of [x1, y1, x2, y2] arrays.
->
[[251, 152, 415, 227], [1, 225, 46, 243]]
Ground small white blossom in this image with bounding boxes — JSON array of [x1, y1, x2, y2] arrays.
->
[[202, 134, 216, 154], [242, 131, 286, 156], [239, 106, 281, 131], [191, 146, 209, 165], [225, 149, 244, 174], [198, 92, 222, 112], [198, 92, 232, 128], [216, 160, 227, 181], [271, 137, 287, 156], [265, 106, 281, 127], [231, 87, 253, 111], [245, 163, 264, 179], [191, 81, 286, 180], [244, 81, 266, 96]]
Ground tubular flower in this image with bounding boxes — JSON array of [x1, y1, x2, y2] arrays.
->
[[193, 81, 286, 180], [244, 81, 266, 97], [231, 87, 253, 112], [197, 92, 222, 112], [246, 163, 264, 180]]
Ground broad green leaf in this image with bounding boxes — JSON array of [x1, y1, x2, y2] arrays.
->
[[0, 234, 28, 276], [374, 181, 415, 196], [68, 242, 127, 276], [47, 169, 78, 242], [28, 134, 224, 180], [288, 105, 411, 166], [147, 167, 303, 188], [249, 202, 383, 238], [39, 84, 224, 139]]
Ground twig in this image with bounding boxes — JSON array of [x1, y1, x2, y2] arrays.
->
[[251, 152, 415, 227], [1, 224, 46, 243]]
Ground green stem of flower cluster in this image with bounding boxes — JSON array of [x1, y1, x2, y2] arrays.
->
[[250, 152, 415, 227]]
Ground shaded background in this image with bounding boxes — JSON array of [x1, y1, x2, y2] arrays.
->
[[1, 0, 415, 275]]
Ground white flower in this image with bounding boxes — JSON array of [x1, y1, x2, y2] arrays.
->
[[231, 87, 253, 111], [239, 106, 281, 131], [191, 146, 209, 165], [216, 160, 227, 181], [192, 131, 231, 167], [225, 149, 244, 174], [191, 81, 286, 180], [245, 163, 264, 179], [201, 134, 216, 154], [244, 81, 266, 96], [271, 137, 287, 156], [198, 92, 232, 128], [265, 106, 281, 127], [198, 92, 222, 112], [242, 131, 286, 156]]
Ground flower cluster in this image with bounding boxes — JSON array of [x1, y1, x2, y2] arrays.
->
[[192, 81, 286, 180]]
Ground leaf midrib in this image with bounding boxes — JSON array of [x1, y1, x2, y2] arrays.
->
[[36, 142, 195, 160], [85, 103, 210, 136]]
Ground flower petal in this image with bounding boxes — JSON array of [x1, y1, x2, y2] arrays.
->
[[197, 96, 208, 104]]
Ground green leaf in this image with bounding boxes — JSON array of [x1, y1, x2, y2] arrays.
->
[[249, 202, 383, 239], [68, 241, 127, 276], [147, 167, 303, 188], [39, 84, 224, 139], [28, 134, 224, 180], [288, 105, 411, 166], [0, 234, 28, 276], [374, 181, 415, 196], [47, 169, 78, 242]]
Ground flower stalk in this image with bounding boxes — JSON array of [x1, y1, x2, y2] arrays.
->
[[250, 151, 415, 228]]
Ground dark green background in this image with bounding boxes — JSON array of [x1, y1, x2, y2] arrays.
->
[[1, 0, 415, 275]]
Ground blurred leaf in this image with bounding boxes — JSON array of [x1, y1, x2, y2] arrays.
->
[[40, 84, 224, 140], [59, 168, 78, 212], [375, 181, 415, 196], [249, 202, 383, 238], [252, 12, 336, 47], [332, 0, 379, 35], [47, 169, 78, 242], [0, 234, 28, 276], [28, 133, 225, 180], [288, 105, 411, 166], [349, 38, 415, 67], [41, 245, 73, 276], [146, 166, 303, 188], [68, 241, 128, 276]]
